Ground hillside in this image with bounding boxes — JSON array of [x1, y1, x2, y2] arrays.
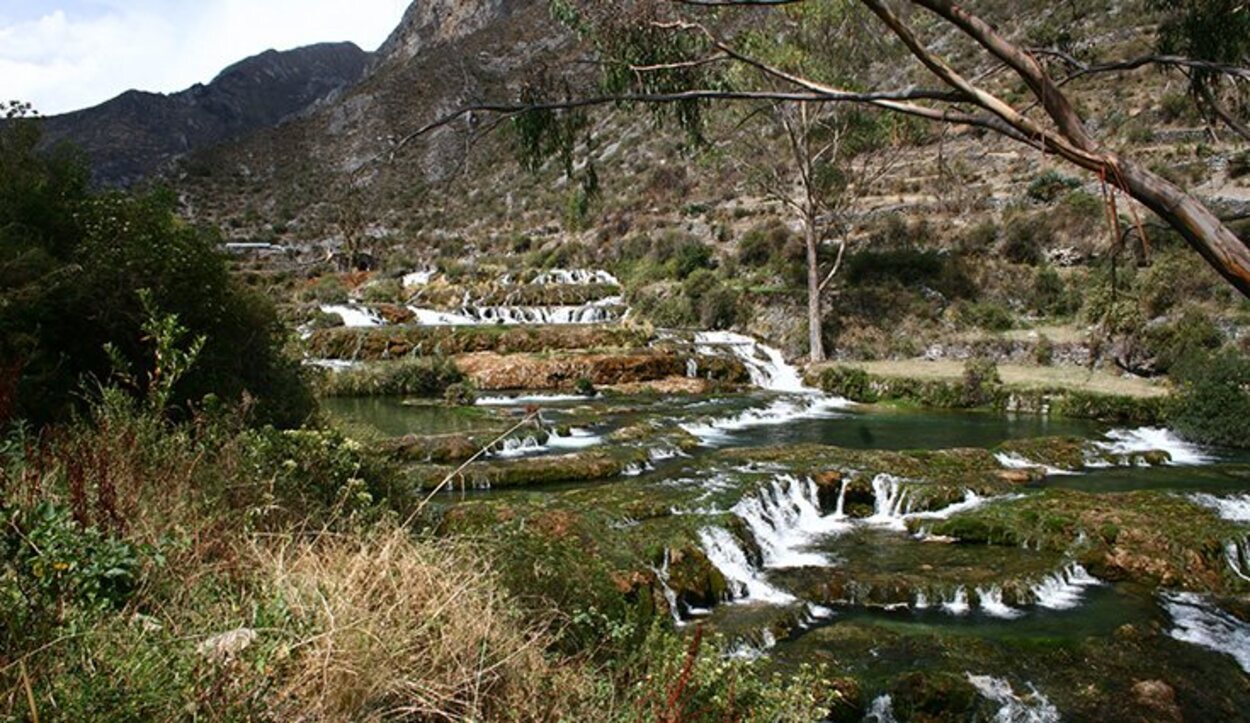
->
[[39, 41, 372, 186]]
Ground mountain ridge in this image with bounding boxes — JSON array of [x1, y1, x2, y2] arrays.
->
[[39, 41, 374, 186]]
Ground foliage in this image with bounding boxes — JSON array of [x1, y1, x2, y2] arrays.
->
[[1170, 348, 1250, 447], [954, 301, 1016, 332], [845, 248, 975, 299], [318, 358, 465, 398], [1139, 306, 1223, 372], [443, 381, 478, 406], [0, 116, 314, 427], [962, 358, 1002, 407], [1027, 170, 1083, 203]]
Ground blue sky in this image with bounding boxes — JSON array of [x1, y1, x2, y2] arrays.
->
[[0, 0, 408, 115]]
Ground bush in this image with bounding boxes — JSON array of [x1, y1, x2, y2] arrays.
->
[[360, 278, 403, 304], [1139, 307, 1224, 373], [304, 275, 350, 303], [319, 358, 465, 398], [0, 117, 314, 427], [673, 239, 715, 279], [1000, 213, 1052, 265], [1171, 349, 1250, 447], [574, 376, 597, 397], [955, 300, 1016, 332], [737, 222, 788, 267], [1027, 170, 1082, 203], [443, 382, 478, 406], [962, 358, 1002, 406], [1031, 266, 1078, 316], [1035, 334, 1055, 365]]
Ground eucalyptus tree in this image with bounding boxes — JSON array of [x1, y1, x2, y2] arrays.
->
[[719, 2, 908, 360], [402, 0, 1250, 301], [1148, 0, 1250, 140]]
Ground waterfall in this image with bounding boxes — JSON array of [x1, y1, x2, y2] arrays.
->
[[651, 549, 685, 627], [976, 586, 1022, 619], [1161, 592, 1250, 674], [941, 586, 970, 615], [321, 304, 384, 328], [1225, 538, 1250, 581], [730, 475, 849, 568], [693, 331, 811, 393], [914, 591, 930, 609], [530, 268, 621, 286], [1095, 427, 1212, 466], [680, 396, 849, 443], [1028, 563, 1101, 610], [966, 675, 1060, 723], [491, 435, 546, 458], [686, 358, 699, 378], [477, 393, 595, 406], [867, 474, 912, 528], [696, 527, 795, 604], [547, 427, 603, 450], [864, 695, 899, 723], [401, 269, 436, 287], [835, 478, 849, 517], [994, 452, 1080, 476], [1190, 493, 1250, 522]]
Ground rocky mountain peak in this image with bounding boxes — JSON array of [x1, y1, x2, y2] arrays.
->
[[376, 0, 522, 65]]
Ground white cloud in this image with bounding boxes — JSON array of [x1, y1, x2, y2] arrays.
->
[[0, 0, 406, 115]]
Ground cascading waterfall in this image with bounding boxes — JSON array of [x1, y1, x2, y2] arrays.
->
[[730, 475, 849, 568], [1160, 592, 1250, 673], [966, 675, 1060, 723], [864, 695, 899, 723], [678, 331, 853, 442], [941, 586, 971, 615], [994, 452, 1079, 476], [1224, 537, 1250, 581], [835, 478, 849, 517], [1028, 563, 1101, 610], [529, 268, 621, 286], [1190, 493, 1250, 522], [491, 435, 546, 458], [976, 586, 1022, 619], [696, 527, 795, 604], [1095, 427, 1212, 466], [320, 304, 384, 328], [867, 474, 912, 528], [651, 549, 685, 627]]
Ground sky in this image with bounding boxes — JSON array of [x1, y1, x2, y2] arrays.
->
[[0, 0, 408, 115]]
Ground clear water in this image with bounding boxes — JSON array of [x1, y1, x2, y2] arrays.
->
[[325, 389, 1250, 717]]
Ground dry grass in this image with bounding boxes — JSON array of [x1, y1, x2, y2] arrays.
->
[[259, 527, 598, 722]]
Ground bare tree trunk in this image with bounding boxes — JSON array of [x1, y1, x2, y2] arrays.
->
[[805, 217, 826, 363], [1199, 84, 1250, 143]]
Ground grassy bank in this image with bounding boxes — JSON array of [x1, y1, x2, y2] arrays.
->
[[809, 360, 1169, 425]]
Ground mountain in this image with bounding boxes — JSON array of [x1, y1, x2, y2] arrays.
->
[[39, 42, 373, 186]]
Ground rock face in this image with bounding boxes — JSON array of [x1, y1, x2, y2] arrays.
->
[[39, 42, 372, 186], [376, 0, 515, 66]]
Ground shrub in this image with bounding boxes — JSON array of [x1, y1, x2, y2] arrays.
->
[[1139, 307, 1224, 373], [674, 239, 715, 279], [816, 366, 880, 402], [962, 358, 1002, 406], [737, 222, 788, 267], [1000, 214, 1052, 265], [360, 278, 403, 304], [955, 300, 1016, 332], [1027, 170, 1082, 203], [1035, 334, 1055, 365], [443, 382, 478, 406], [574, 376, 597, 397], [0, 117, 314, 427], [697, 286, 740, 330], [1171, 349, 1250, 448], [304, 275, 350, 303], [319, 358, 465, 398], [1031, 266, 1078, 316]]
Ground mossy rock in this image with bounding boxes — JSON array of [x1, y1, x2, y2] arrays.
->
[[919, 489, 1249, 593]]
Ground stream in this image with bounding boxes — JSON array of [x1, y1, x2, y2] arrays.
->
[[323, 322, 1250, 720]]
